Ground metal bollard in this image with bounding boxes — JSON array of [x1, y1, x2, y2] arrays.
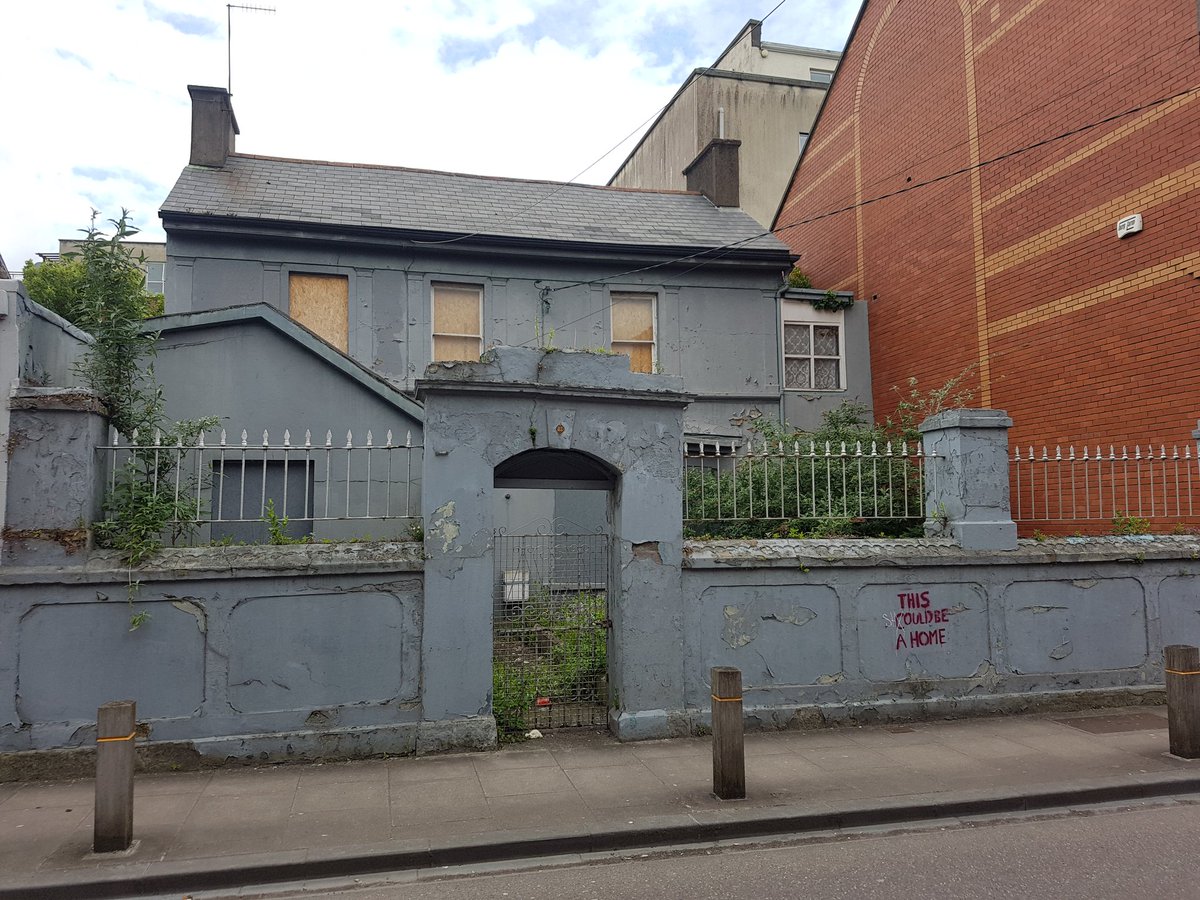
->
[[94, 700, 136, 853], [1165, 645, 1200, 759], [711, 666, 746, 800]]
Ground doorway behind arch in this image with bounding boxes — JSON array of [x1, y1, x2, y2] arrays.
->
[[492, 485, 612, 735]]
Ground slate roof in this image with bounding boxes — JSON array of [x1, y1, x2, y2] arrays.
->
[[161, 154, 790, 254]]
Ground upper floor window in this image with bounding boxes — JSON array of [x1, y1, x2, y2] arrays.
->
[[432, 283, 483, 362], [782, 303, 844, 391], [144, 261, 165, 296], [611, 292, 656, 373], [289, 272, 349, 351], [809, 68, 834, 84]]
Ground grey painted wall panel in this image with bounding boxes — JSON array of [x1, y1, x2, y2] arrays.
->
[[1159, 574, 1200, 646], [18, 600, 205, 722], [1000, 579, 1148, 675], [227, 590, 419, 713]]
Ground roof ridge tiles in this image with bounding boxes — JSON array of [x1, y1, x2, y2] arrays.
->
[[225, 153, 703, 197]]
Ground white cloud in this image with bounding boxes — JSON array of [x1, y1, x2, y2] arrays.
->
[[1, 0, 859, 270]]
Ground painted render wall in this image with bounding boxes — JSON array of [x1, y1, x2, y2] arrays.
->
[[681, 536, 1200, 728], [165, 233, 867, 436], [0, 544, 427, 758], [608, 72, 830, 228]]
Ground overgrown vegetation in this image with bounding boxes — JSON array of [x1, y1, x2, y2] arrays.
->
[[1112, 512, 1152, 536], [493, 590, 607, 740], [685, 367, 978, 540], [40, 212, 212, 628]]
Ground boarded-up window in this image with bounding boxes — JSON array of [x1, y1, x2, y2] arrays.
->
[[432, 283, 483, 362], [611, 292, 656, 373], [289, 273, 349, 351]]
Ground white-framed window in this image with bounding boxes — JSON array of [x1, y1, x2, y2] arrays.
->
[[810, 68, 834, 84], [782, 302, 844, 391], [432, 282, 483, 362], [144, 261, 165, 296], [610, 291, 656, 374]]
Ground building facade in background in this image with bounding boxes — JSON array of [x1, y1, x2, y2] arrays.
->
[[609, 19, 840, 228], [775, 0, 1200, 449]]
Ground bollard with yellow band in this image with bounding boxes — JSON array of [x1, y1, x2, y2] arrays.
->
[[94, 700, 137, 853]]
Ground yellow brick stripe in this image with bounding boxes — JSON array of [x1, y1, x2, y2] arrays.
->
[[807, 116, 854, 160], [976, 0, 1054, 54], [985, 162, 1200, 277], [986, 252, 1200, 339], [780, 150, 854, 214], [983, 91, 1200, 212]]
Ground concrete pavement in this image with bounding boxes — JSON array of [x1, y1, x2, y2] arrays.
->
[[1, 706, 1198, 898]]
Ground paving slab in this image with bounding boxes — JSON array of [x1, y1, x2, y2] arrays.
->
[[3, 705, 1200, 900]]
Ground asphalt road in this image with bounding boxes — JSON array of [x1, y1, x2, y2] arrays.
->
[[208, 800, 1200, 900]]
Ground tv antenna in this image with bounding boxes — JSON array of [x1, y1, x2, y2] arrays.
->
[[227, 3, 275, 95]]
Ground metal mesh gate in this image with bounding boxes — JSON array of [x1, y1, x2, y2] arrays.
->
[[492, 526, 609, 731]]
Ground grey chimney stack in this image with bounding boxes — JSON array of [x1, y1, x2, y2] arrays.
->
[[187, 85, 239, 168], [683, 138, 741, 208]]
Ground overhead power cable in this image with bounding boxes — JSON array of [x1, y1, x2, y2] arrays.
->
[[412, 0, 803, 247], [513, 83, 1200, 348]]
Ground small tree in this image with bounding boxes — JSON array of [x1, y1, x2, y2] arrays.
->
[[25, 211, 165, 436]]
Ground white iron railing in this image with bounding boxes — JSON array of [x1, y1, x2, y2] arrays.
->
[[100, 428, 422, 533], [1011, 443, 1197, 522], [684, 440, 936, 523]]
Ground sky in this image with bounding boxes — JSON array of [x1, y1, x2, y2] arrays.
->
[[2, 0, 860, 271]]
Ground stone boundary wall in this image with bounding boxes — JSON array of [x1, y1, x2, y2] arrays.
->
[[0, 543, 438, 772], [679, 535, 1200, 730]]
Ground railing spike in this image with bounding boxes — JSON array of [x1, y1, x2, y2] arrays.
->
[[1068, 445, 1075, 460], [346, 430, 354, 448], [154, 429, 163, 447], [855, 441, 863, 456], [131, 428, 139, 443], [885, 441, 893, 457], [219, 429, 228, 447], [1041, 446, 1048, 461], [1109, 444, 1116, 460], [367, 430, 374, 447], [262, 430, 269, 447], [1013, 445, 1021, 461], [1054, 445, 1062, 461], [325, 430, 333, 447], [283, 429, 291, 447], [1161, 444, 1168, 459], [824, 441, 832, 457], [1135, 445, 1142, 460], [870, 441, 878, 456], [241, 429, 248, 447], [305, 429, 312, 447], [197, 432, 206, 448], [1121, 445, 1128, 460], [405, 431, 412, 448], [1172, 445, 1180, 460], [386, 429, 393, 447], [840, 441, 847, 455], [808, 440, 816, 457]]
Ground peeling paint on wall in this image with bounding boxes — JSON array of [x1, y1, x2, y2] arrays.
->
[[430, 500, 460, 554], [169, 598, 208, 633], [722, 605, 756, 648]]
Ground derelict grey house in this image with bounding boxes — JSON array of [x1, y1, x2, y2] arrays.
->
[[160, 86, 872, 444]]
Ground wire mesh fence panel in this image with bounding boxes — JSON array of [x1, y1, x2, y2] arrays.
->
[[492, 526, 609, 731], [1011, 443, 1198, 524]]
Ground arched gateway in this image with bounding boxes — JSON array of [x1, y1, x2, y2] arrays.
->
[[416, 347, 690, 748]]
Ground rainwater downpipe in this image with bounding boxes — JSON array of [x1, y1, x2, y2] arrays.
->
[[718, 107, 725, 139]]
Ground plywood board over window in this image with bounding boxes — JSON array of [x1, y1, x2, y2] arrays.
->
[[611, 292, 656, 374], [432, 283, 483, 362], [289, 273, 349, 351]]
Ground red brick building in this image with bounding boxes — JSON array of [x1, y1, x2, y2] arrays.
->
[[774, 0, 1200, 453]]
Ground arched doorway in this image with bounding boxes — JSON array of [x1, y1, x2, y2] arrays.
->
[[491, 449, 617, 733]]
